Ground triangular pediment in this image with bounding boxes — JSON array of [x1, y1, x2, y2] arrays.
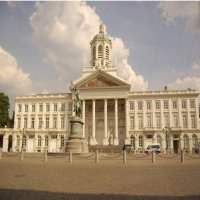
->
[[74, 70, 130, 89]]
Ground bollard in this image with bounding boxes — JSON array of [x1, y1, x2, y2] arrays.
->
[[180, 150, 184, 164], [95, 150, 99, 163], [20, 150, 24, 161], [123, 150, 127, 165], [0, 148, 2, 160], [152, 151, 156, 163], [44, 149, 48, 162], [69, 151, 72, 164]]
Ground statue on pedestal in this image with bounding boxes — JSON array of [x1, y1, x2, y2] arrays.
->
[[66, 83, 88, 153]]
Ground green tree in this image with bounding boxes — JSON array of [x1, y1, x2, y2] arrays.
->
[[0, 93, 10, 128]]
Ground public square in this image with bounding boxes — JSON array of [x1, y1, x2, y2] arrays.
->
[[0, 154, 200, 200]]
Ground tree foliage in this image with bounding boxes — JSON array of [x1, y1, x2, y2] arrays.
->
[[0, 93, 10, 128]]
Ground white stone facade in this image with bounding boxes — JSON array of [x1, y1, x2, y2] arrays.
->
[[0, 24, 200, 153]]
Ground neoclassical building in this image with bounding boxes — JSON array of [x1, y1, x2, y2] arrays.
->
[[0, 24, 200, 153]]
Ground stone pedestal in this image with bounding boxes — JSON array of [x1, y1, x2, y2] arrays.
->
[[66, 116, 88, 154]]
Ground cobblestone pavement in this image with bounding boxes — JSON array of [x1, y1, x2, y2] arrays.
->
[[0, 154, 200, 200]]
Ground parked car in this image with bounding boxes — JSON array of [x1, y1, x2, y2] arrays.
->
[[145, 144, 161, 154], [122, 144, 134, 153]]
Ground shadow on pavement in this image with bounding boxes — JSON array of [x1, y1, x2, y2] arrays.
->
[[0, 188, 200, 200]]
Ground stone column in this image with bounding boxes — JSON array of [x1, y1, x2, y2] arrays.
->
[[82, 100, 86, 138], [162, 134, 166, 153], [179, 134, 184, 151], [152, 100, 156, 129], [114, 99, 119, 145], [125, 99, 130, 144], [195, 98, 199, 129], [187, 99, 191, 129], [90, 100, 97, 145], [103, 99, 108, 145], [178, 98, 183, 128], [169, 99, 173, 127], [189, 135, 193, 153], [135, 134, 139, 152], [160, 100, 164, 128], [3, 134, 8, 152]]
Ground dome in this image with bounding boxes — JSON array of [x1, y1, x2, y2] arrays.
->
[[90, 24, 111, 45]]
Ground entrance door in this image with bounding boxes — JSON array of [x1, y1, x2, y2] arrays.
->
[[173, 140, 179, 153], [27, 138, 34, 152], [49, 136, 57, 152], [0, 135, 3, 148], [8, 135, 12, 152]]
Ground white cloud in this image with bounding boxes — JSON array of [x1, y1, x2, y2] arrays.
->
[[0, 47, 32, 99], [168, 76, 200, 90], [30, 2, 148, 91], [158, 2, 200, 34], [192, 61, 200, 70]]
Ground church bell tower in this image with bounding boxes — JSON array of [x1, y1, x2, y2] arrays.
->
[[90, 24, 112, 69]]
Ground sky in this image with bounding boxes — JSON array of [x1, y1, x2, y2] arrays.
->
[[0, 1, 200, 109]]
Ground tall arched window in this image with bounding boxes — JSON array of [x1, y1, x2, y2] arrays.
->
[[130, 135, 135, 149], [192, 134, 198, 149], [139, 135, 144, 148], [45, 135, 48, 147], [98, 45, 103, 58], [105, 46, 109, 60], [93, 46, 96, 62], [183, 135, 189, 151], [38, 135, 42, 147]]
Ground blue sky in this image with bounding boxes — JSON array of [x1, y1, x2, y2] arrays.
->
[[0, 1, 200, 105]]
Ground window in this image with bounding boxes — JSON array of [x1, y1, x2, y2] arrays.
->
[[164, 112, 169, 127], [53, 117, 57, 129], [25, 104, 28, 112], [172, 100, 177, 109], [146, 101, 151, 110], [190, 99, 195, 109], [22, 135, 26, 148], [24, 117, 28, 128], [156, 113, 161, 129], [93, 46, 96, 65], [46, 103, 50, 112], [138, 114, 143, 129], [46, 117, 49, 129], [156, 101, 160, 110], [61, 103, 65, 112], [68, 102, 72, 111], [191, 114, 196, 128], [61, 117, 65, 129], [17, 118, 21, 129], [182, 100, 187, 109], [147, 113, 152, 128], [61, 135, 65, 148], [192, 135, 198, 148], [139, 136, 143, 147], [45, 135, 48, 146], [129, 101, 134, 111], [18, 104, 22, 112], [173, 113, 179, 128], [39, 104, 43, 112], [54, 103, 57, 112], [32, 104, 35, 112], [138, 101, 143, 110], [38, 117, 42, 129], [182, 113, 187, 128], [164, 100, 169, 109], [31, 117, 35, 129], [98, 45, 103, 58], [105, 46, 109, 60], [17, 135, 20, 147], [38, 135, 42, 147], [130, 116, 134, 129], [183, 135, 189, 150]]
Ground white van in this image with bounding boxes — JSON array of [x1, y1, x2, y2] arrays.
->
[[145, 144, 161, 154]]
